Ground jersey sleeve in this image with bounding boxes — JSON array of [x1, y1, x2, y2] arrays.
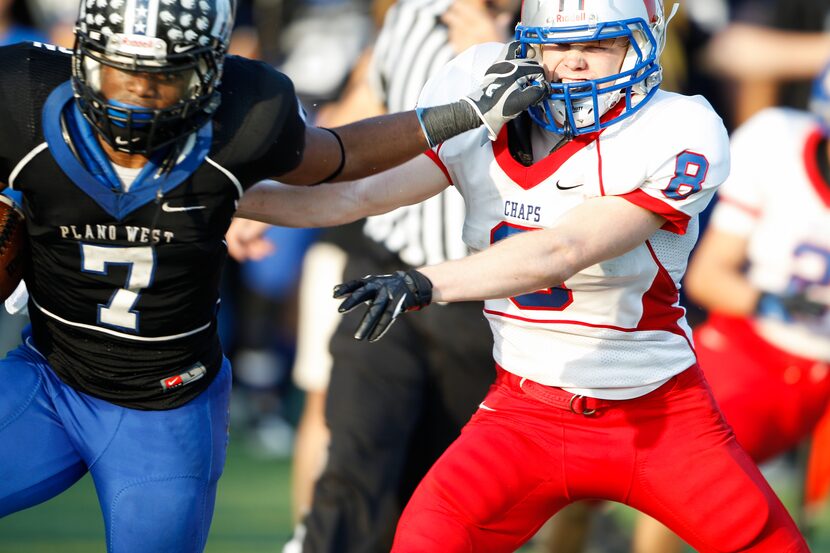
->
[[618, 96, 730, 235], [211, 57, 307, 188], [708, 109, 789, 237]]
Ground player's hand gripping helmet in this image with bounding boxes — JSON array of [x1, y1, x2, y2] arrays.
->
[[515, 0, 674, 136], [72, 0, 236, 155]]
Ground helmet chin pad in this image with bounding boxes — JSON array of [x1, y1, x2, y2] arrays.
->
[[106, 99, 155, 128]]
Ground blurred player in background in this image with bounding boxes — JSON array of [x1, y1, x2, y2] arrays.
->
[[695, 0, 830, 127], [0, 0, 545, 550], [237, 0, 811, 550], [633, 59, 830, 553]]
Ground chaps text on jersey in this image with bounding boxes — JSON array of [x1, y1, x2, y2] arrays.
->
[[504, 201, 542, 223]]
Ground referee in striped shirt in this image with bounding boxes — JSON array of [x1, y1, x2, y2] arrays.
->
[[299, 0, 519, 551]]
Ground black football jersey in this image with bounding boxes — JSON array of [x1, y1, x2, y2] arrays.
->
[[0, 42, 307, 409]]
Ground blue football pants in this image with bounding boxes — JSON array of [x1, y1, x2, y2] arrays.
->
[[0, 334, 231, 553]]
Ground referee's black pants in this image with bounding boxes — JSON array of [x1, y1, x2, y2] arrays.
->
[[303, 244, 494, 553]]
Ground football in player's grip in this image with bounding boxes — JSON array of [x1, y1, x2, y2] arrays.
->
[[0, 194, 25, 302]]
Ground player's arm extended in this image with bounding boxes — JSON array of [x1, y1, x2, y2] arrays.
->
[[234, 153, 450, 227], [685, 228, 826, 320], [276, 53, 548, 186], [422, 195, 665, 302], [334, 195, 666, 341], [684, 228, 757, 316]]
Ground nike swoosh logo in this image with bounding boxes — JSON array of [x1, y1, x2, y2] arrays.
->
[[172, 44, 195, 53], [555, 181, 584, 190], [161, 202, 207, 212], [478, 402, 496, 412], [115, 136, 140, 145]]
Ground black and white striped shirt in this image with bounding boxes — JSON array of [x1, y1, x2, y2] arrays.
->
[[362, 0, 469, 267]]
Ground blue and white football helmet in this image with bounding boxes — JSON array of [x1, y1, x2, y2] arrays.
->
[[810, 61, 830, 131], [515, 0, 674, 136]]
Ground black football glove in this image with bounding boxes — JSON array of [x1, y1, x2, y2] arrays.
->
[[333, 269, 433, 342], [756, 291, 827, 321]]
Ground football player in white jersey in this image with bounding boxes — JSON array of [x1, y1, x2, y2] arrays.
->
[[236, 0, 809, 550], [633, 60, 830, 553]]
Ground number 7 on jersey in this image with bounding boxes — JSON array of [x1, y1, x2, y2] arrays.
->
[[80, 244, 155, 332]]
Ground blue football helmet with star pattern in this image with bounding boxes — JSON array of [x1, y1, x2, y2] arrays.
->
[[72, 0, 236, 154]]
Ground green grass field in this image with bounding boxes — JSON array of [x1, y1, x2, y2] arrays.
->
[[0, 440, 295, 553], [2, 439, 830, 552]]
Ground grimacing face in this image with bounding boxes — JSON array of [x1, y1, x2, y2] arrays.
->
[[98, 64, 193, 110], [539, 37, 628, 85]]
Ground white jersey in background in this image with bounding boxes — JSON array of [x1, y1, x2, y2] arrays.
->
[[710, 108, 830, 361], [418, 43, 731, 399]]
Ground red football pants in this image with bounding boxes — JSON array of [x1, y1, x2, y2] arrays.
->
[[392, 365, 808, 553], [696, 314, 830, 464]]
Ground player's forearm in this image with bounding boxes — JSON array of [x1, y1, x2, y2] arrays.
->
[[330, 105, 479, 182], [684, 229, 758, 316], [685, 262, 759, 317], [421, 197, 665, 303], [754, 32, 830, 78], [693, 274, 759, 317], [420, 229, 578, 303], [235, 180, 367, 227], [705, 24, 830, 80], [237, 157, 447, 226], [331, 112, 428, 182]]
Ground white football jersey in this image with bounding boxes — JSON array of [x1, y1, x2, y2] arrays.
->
[[418, 44, 730, 398], [710, 108, 830, 361]]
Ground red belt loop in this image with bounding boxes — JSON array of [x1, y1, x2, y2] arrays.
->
[[569, 394, 597, 416], [509, 369, 606, 416]]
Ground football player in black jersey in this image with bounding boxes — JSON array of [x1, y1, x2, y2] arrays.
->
[[0, 0, 547, 549]]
